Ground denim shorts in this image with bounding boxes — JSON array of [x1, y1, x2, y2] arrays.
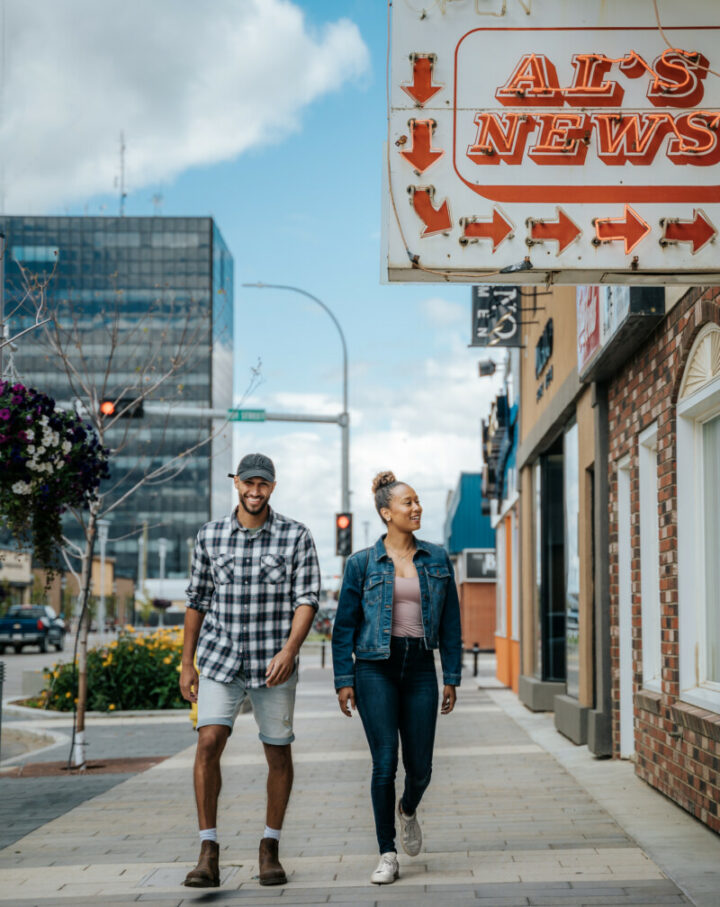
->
[[196, 667, 298, 746]]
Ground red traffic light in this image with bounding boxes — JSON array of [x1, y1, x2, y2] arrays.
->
[[100, 400, 116, 416], [336, 514, 350, 530]]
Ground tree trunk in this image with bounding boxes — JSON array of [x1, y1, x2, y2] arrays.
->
[[71, 511, 98, 768]]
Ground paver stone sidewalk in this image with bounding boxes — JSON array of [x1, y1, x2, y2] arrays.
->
[[0, 667, 707, 906]]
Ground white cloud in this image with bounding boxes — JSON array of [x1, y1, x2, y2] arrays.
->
[[234, 331, 505, 582], [421, 296, 466, 328], [0, 0, 370, 210]]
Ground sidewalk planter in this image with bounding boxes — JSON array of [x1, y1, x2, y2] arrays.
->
[[30, 627, 189, 713]]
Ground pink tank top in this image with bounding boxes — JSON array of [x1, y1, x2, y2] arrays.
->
[[391, 576, 424, 638]]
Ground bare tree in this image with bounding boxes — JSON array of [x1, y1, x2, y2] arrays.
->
[[10, 262, 259, 767]]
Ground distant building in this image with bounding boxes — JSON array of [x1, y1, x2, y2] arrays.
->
[[1, 216, 234, 579], [444, 472, 496, 651]]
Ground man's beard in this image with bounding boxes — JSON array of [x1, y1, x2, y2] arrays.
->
[[239, 495, 268, 515]]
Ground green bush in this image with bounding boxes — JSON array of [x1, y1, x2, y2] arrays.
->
[[33, 626, 188, 712]]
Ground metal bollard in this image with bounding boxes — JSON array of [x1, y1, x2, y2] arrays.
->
[[0, 661, 4, 758], [321, 639, 326, 669], [472, 643, 480, 678]]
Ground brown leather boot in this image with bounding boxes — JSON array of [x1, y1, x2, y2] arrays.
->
[[183, 840, 220, 887], [258, 836, 287, 886]]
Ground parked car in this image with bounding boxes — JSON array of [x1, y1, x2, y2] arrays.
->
[[0, 605, 66, 653]]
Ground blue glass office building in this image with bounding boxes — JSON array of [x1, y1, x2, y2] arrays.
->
[[1, 216, 234, 580]]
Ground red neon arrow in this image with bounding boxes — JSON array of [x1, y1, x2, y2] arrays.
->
[[399, 119, 444, 174], [462, 208, 514, 252], [594, 205, 650, 254], [412, 188, 452, 237], [401, 56, 442, 106], [661, 209, 716, 254], [529, 208, 581, 254]]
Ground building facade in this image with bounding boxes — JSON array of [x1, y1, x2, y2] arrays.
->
[[1, 216, 234, 580], [482, 352, 521, 693], [444, 472, 496, 651], [607, 287, 720, 833]]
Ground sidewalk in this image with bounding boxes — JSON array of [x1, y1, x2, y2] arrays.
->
[[0, 659, 717, 907]]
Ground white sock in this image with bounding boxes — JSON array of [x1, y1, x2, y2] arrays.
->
[[199, 828, 218, 843], [263, 825, 281, 841]]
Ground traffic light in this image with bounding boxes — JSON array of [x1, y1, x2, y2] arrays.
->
[[99, 397, 144, 418], [335, 512, 353, 557]]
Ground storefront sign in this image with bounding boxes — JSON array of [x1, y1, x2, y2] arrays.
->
[[462, 549, 497, 583], [385, 0, 720, 285], [470, 284, 522, 347], [577, 285, 665, 379]]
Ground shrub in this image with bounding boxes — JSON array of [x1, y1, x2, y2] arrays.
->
[[33, 626, 188, 712]]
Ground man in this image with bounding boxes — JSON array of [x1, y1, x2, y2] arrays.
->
[[180, 453, 320, 888]]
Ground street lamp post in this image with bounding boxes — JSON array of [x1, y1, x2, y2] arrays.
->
[[97, 519, 110, 637], [157, 537, 168, 628], [242, 283, 350, 514]]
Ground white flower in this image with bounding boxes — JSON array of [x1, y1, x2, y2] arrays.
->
[[26, 430, 34, 441], [36, 446, 46, 456], [12, 481, 32, 495], [62, 441, 72, 454], [27, 444, 36, 454]]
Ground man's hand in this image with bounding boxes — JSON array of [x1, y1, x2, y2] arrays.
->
[[441, 685, 456, 715], [180, 662, 199, 703], [265, 645, 297, 687], [337, 686, 356, 717]]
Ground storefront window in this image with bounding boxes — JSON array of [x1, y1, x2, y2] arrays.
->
[[564, 423, 580, 699], [677, 324, 720, 713], [703, 414, 720, 683]]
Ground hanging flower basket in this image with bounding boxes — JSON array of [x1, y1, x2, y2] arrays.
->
[[0, 381, 110, 570]]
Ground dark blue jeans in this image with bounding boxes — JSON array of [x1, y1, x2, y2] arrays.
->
[[355, 636, 439, 853]]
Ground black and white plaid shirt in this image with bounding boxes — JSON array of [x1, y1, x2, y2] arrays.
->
[[185, 507, 321, 687]]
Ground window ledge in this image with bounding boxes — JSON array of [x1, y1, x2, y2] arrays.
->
[[672, 701, 720, 743], [634, 689, 662, 714]]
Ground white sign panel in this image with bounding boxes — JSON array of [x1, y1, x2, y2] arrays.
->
[[385, 0, 720, 285]]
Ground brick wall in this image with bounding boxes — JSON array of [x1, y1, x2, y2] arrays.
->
[[607, 287, 720, 834]]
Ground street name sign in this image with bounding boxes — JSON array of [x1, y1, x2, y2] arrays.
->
[[228, 409, 266, 422], [385, 0, 720, 285]]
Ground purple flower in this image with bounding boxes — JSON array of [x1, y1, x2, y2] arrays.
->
[[11, 395, 23, 405], [17, 430, 28, 442], [0, 409, 10, 421], [11, 383, 24, 392]]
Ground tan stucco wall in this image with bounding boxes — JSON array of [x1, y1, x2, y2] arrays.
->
[[520, 285, 578, 446]]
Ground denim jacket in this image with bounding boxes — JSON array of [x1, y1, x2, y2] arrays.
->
[[331, 536, 463, 689]]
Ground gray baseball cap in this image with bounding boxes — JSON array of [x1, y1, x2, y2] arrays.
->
[[228, 453, 276, 482]]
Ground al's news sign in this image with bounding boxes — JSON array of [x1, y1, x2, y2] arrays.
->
[[385, 0, 720, 285]]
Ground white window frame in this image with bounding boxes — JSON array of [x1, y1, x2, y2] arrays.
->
[[638, 422, 661, 693], [617, 455, 634, 758], [678, 370, 720, 713]]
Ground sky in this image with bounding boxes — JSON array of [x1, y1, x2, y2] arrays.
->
[[0, 0, 504, 582]]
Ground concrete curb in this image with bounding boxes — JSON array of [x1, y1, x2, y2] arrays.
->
[[2, 699, 191, 720]]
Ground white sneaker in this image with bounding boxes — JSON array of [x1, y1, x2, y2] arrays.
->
[[370, 851, 399, 884], [397, 800, 422, 856]]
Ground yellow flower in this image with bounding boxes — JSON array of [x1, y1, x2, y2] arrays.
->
[[124, 625, 135, 632], [65, 691, 72, 698], [163, 655, 172, 664], [176, 664, 182, 673], [108, 703, 116, 711]]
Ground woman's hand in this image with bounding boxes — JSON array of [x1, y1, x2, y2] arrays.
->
[[441, 685, 456, 715], [337, 686, 356, 717]]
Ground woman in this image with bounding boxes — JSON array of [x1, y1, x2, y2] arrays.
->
[[331, 471, 462, 885]]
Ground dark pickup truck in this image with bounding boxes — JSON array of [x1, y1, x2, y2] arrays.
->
[[0, 605, 66, 653]]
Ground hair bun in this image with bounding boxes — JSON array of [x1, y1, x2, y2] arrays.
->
[[372, 471, 397, 494]]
